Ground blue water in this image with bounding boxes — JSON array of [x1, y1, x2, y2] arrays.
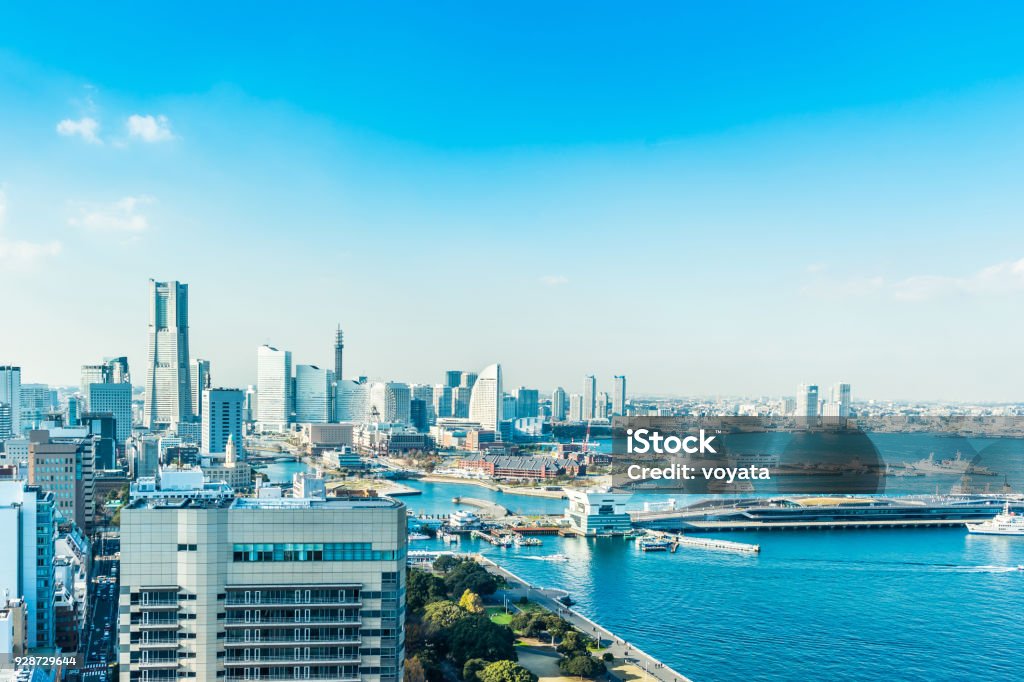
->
[[401, 478, 1024, 682]]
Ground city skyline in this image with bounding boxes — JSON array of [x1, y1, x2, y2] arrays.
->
[[3, 5, 1024, 401]]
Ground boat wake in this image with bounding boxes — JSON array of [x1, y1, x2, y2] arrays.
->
[[519, 554, 570, 562]]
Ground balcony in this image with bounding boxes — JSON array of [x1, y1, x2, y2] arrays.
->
[[224, 618, 361, 628], [224, 656, 361, 667], [225, 639, 361, 648]]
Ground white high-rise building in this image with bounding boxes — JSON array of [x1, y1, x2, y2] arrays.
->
[[202, 388, 245, 454], [369, 382, 411, 424], [796, 384, 820, 418], [612, 375, 627, 416], [143, 280, 193, 429], [551, 387, 567, 421], [190, 358, 211, 418], [0, 365, 22, 437], [295, 365, 334, 424], [119, 493, 407, 682], [568, 394, 584, 422], [468, 363, 503, 431], [256, 345, 292, 431], [582, 374, 597, 421], [831, 382, 851, 417], [335, 380, 370, 422], [0, 480, 56, 648]]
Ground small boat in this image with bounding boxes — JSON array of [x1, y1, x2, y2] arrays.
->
[[440, 532, 460, 544], [637, 537, 671, 552], [408, 532, 431, 541], [965, 502, 1024, 536]]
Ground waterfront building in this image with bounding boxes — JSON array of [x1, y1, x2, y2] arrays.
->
[[118, 493, 407, 682], [302, 423, 355, 456], [455, 454, 563, 480], [612, 375, 627, 416], [256, 345, 293, 431], [143, 279, 194, 429], [515, 387, 539, 419], [190, 358, 211, 418], [27, 430, 96, 531], [0, 366, 21, 437], [295, 364, 334, 424], [88, 382, 133, 446], [796, 384, 820, 418], [335, 379, 370, 422], [354, 423, 430, 454], [568, 394, 584, 422], [564, 489, 632, 536], [201, 388, 245, 455], [322, 447, 363, 470], [369, 382, 411, 424], [432, 384, 453, 419], [582, 374, 597, 421], [0, 481, 56, 647], [551, 387, 567, 422], [468, 363, 503, 431]]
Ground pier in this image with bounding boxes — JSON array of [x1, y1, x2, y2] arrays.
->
[[651, 531, 760, 554], [476, 555, 694, 682], [453, 496, 510, 518]]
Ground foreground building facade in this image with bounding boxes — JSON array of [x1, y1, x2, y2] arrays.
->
[[119, 495, 407, 682]]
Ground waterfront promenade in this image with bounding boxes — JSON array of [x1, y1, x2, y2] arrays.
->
[[476, 555, 693, 682]]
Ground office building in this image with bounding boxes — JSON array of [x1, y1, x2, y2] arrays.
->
[[444, 371, 462, 388], [80, 364, 111, 402], [582, 375, 597, 421], [0, 481, 56, 648], [369, 383, 411, 424], [295, 365, 334, 424], [459, 372, 478, 390], [27, 430, 97, 531], [830, 383, 852, 418], [190, 358, 211, 419], [143, 280, 194, 429], [256, 345, 292, 431], [468, 363, 502, 431], [106, 356, 131, 384], [564, 489, 632, 536], [432, 385, 453, 420], [0, 403, 11, 440], [410, 385, 434, 425], [452, 387, 471, 418], [335, 380, 369, 423], [119, 493, 407, 682], [612, 375, 627, 416], [0, 366, 21, 437], [796, 384, 820, 418], [551, 387, 567, 422], [515, 387, 539, 419], [19, 384, 53, 433], [568, 394, 584, 422], [201, 388, 245, 455], [595, 392, 610, 420], [88, 382, 133, 446]]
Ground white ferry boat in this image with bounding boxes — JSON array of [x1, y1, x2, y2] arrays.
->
[[965, 502, 1024, 536]]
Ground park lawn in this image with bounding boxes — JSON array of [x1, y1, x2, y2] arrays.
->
[[487, 606, 513, 625]]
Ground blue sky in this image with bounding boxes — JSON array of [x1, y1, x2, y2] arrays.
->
[[1, 2, 1024, 401]]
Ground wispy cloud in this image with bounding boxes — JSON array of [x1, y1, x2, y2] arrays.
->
[[56, 117, 101, 144], [126, 114, 174, 142], [540, 274, 569, 286], [69, 196, 154, 233], [0, 189, 63, 267]]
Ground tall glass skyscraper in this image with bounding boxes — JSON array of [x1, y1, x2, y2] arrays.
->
[[469, 363, 502, 431], [612, 375, 627, 416], [295, 364, 333, 423], [0, 365, 21, 437], [583, 374, 597, 421], [256, 345, 292, 431], [143, 280, 193, 429]]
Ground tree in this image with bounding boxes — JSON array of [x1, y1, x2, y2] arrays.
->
[[423, 600, 467, 629], [556, 631, 591, 657], [446, 615, 516, 667], [477, 660, 538, 682], [405, 656, 427, 682], [458, 589, 485, 614], [463, 658, 490, 681], [445, 561, 498, 598], [544, 615, 572, 639], [601, 652, 614, 663], [558, 655, 606, 679], [433, 554, 461, 573], [408, 568, 448, 612]]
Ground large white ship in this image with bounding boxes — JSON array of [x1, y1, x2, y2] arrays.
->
[[965, 502, 1024, 536]]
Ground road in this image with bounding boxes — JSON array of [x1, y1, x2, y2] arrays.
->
[[68, 534, 120, 681], [478, 556, 693, 682]]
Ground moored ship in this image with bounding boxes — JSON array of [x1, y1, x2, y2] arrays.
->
[[966, 502, 1024, 536]]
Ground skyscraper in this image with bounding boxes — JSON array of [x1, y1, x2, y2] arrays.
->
[[433, 384, 454, 419], [0, 365, 21, 437], [612, 375, 627, 416], [334, 326, 345, 381], [516, 387, 539, 418], [369, 382, 411, 424], [190, 358, 211, 418], [444, 370, 462, 388], [0, 480, 56, 648], [295, 365, 334, 424], [119, 493, 407, 682], [335, 379, 370, 422], [202, 388, 245, 454], [796, 384, 820, 418], [568, 394, 584, 422], [824, 383, 852, 419], [19, 384, 53, 432], [551, 387, 567, 421], [143, 280, 193, 429], [89, 382, 133, 445], [105, 356, 131, 384], [410, 384, 435, 425], [582, 374, 597, 421], [468, 363, 502, 431], [256, 345, 292, 431]]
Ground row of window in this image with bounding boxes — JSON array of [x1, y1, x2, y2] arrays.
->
[[232, 543, 401, 563]]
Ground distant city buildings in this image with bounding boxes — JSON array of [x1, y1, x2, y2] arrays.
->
[[88, 382, 133, 446], [582, 374, 597, 421], [468, 363, 502, 431], [551, 387, 567, 421], [613, 375, 627, 416], [190, 358, 211, 418], [143, 280, 193, 429], [256, 345, 292, 431], [516, 387, 539, 418], [295, 364, 334, 423], [796, 383, 820, 418], [0, 365, 20, 437], [369, 382, 411, 424], [201, 388, 245, 454]]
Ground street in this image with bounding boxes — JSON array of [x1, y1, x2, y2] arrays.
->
[[68, 534, 120, 681]]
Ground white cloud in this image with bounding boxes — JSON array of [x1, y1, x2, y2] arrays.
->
[[0, 189, 63, 267], [56, 117, 102, 144], [891, 258, 1024, 301], [126, 114, 174, 142], [69, 196, 154, 233], [540, 275, 569, 286]]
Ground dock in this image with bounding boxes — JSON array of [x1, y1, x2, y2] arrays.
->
[[652, 531, 760, 554]]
